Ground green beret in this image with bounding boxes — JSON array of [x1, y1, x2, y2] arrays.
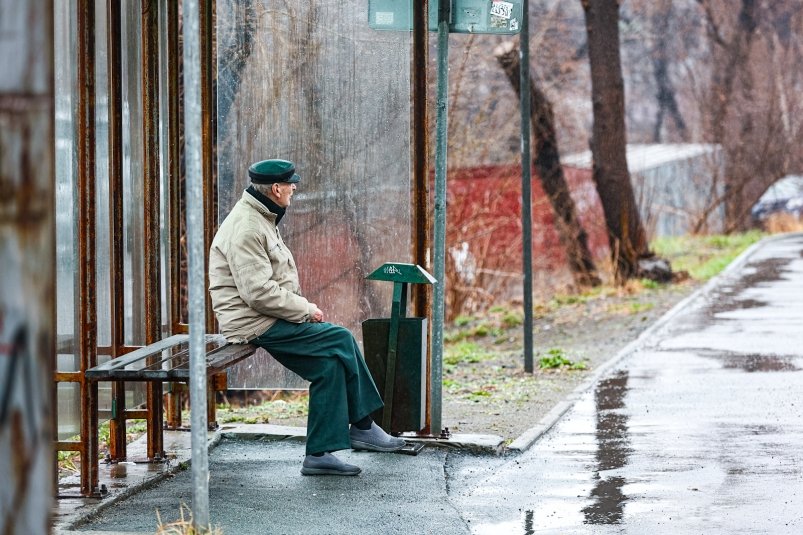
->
[[248, 159, 301, 184]]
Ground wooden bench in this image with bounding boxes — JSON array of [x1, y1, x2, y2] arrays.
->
[[85, 334, 257, 383], [85, 334, 258, 464]]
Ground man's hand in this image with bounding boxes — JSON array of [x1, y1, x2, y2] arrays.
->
[[311, 308, 324, 323]]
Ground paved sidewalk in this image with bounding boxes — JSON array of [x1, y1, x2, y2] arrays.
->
[[61, 233, 803, 534], [450, 233, 803, 534]]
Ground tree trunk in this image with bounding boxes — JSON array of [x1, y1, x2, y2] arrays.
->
[[582, 0, 650, 281], [651, 1, 687, 142], [698, 0, 762, 230], [494, 43, 601, 287]]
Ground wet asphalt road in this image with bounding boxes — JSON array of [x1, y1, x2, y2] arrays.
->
[[74, 234, 803, 534], [450, 233, 803, 534]]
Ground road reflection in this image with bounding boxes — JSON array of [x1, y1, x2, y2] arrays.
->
[[582, 370, 631, 524]]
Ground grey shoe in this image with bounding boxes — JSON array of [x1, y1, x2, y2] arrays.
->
[[301, 453, 361, 476], [350, 422, 407, 452]]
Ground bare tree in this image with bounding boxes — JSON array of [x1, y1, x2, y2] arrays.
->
[[494, 42, 601, 287], [696, 0, 802, 230], [647, 1, 689, 142], [581, 0, 651, 281]]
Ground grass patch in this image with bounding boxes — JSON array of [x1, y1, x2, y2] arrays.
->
[[607, 301, 655, 315], [444, 329, 470, 343], [639, 278, 661, 289], [538, 348, 587, 370], [467, 389, 493, 402], [501, 312, 523, 328], [444, 341, 496, 366], [215, 393, 309, 425], [471, 323, 491, 337], [550, 293, 587, 306], [652, 231, 765, 280], [629, 301, 654, 314], [454, 315, 474, 327]]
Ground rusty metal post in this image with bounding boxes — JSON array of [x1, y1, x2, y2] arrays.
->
[[142, 0, 164, 460], [411, 0, 432, 435], [164, 0, 184, 429], [167, 0, 182, 334], [75, 0, 101, 497], [107, 0, 127, 461], [0, 0, 55, 527], [184, 0, 211, 528], [200, 0, 217, 336]]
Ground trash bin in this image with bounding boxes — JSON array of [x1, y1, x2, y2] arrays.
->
[[362, 262, 435, 434]]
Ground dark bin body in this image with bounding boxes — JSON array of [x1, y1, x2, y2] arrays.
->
[[362, 317, 427, 433]]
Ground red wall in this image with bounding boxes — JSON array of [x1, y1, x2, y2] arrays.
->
[[447, 163, 609, 275]]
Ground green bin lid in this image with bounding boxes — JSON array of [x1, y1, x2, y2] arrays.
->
[[366, 262, 436, 284]]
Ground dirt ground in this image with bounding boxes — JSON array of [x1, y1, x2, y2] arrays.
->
[[440, 280, 699, 441]]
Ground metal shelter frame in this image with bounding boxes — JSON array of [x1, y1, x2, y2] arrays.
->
[[54, 0, 218, 498], [54, 0, 432, 499]]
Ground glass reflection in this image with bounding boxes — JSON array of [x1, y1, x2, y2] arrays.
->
[[55, 0, 79, 438], [217, 1, 413, 388], [582, 370, 631, 524]]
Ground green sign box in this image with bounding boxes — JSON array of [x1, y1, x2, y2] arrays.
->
[[368, 0, 522, 35]]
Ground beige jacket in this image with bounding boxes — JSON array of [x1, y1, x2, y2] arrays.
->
[[209, 190, 317, 342]]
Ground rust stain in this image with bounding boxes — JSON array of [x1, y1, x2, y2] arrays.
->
[[2, 411, 36, 535], [0, 93, 51, 113]]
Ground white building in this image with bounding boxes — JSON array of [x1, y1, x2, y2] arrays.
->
[[563, 144, 726, 237]]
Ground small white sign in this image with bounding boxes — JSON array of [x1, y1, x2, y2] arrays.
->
[[375, 11, 395, 25], [490, 1, 513, 20]]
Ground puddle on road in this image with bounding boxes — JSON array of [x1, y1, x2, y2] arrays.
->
[[697, 350, 800, 372], [523, 510, 534, 535], [722, 355, 799, 372], [707, 257, 791, 315], [582, 370, 632, 525]]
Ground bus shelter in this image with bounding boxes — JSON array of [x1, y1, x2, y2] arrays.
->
[[52, 0, 431, 498]]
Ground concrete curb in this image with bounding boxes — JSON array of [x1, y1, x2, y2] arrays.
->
[[60, 432, 223, 531], [506, 233, 789, 454], [220, 423, 506, 456]]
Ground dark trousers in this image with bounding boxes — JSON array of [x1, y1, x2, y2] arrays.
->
[[252, 320, 384, 455]]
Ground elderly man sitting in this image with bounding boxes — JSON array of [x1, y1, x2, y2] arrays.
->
[[209, 159, 405, 475]]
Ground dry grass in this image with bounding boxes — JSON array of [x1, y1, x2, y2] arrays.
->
[[155, 505, 223, 535], [764, 213, 803, 233]]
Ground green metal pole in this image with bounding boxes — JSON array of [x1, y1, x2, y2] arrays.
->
[[431, 0, 450, 437], [520, 0, 534, 373], [381, 282, 403, 431], [430, 0, 450, 436]]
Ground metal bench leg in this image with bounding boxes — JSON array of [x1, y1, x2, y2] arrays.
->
[[146, 383, 164, 459], [165, 382, 183, 429], [108, 380, 127, 461]]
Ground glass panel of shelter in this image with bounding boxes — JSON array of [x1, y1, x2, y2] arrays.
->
[[216, 0, 414, 389]]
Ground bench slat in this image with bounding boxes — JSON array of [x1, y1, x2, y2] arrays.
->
[[205, 344, 260, 375], [86, 334, 257, 382], [86, 334, 229, 380]]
